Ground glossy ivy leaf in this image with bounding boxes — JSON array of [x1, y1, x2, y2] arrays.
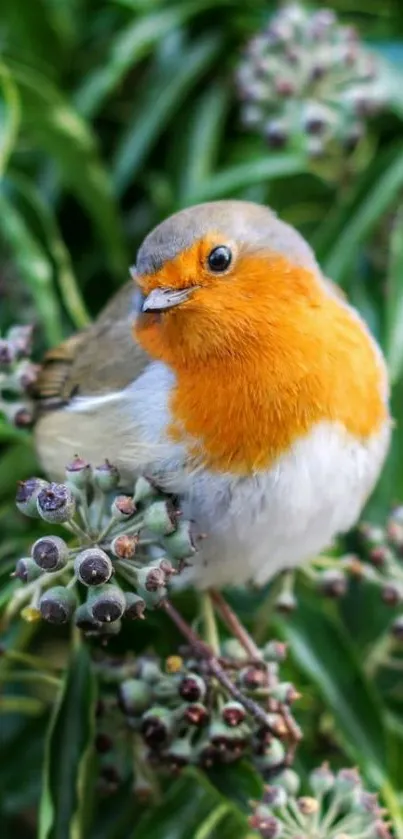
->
[[276, 592, 388, 785], [39, 643, 97, 839], [207, 760, 264, 810], [133, 768, 251, 839]]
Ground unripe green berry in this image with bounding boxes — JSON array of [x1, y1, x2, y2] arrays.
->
[[138, 659, 163, 684], [249, 807, 283, 838], [137, 584, 167, 607], [382, 583, 403, 607], [221, 638, 248, 662], [143, 500, 177, 535], [133, 475, 158, 504], [275, 590, 297, 613], [31, 535, 69, 572], [124, 591, 146, 620], [256, 738, 286, 770], [137, 565, 166, 593], [15, 557, 43, 582], [93, 460, 120, 492], [209, 719, 249, 748], [74, 603, 102, 632], [110, 495, 136, 520], [334, 767, 362, 798], [264, 785, 288, 809], [65, 456, 91, 489], [7, 325, 32, 357], [309, 763, 335, 796], [262, 641, 287, 663], [0, 337, 15, 366], [272, 768, 300, 796], [391, 615, 403, 641], [166, 737, 192, 767], [148, 557, 175, 579], [269, 682, 300, 704], [239, 665, 268, 691], [162, 521, 196, 560], [98, 619, 122, 637], [221, 702, 246, 727], [74, 548, 113, 586], [110, 534, 138, 559], [178, 673, 206, 703], [318, 568, 347, 598], [141, 706, 174, 746], [16, 478, 49, 517], [152, 677, 178, 703], [184, 703, 209, 727], [119, 679, 152, 715], [37, 483, 76, 523], [39, 586, 77, 624], [88, 584, 126, 623]]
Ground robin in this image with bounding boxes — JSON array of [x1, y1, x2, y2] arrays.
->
[[34, 200, 391, 588]]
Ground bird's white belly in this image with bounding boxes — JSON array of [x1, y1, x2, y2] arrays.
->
[[174, 419, 390, 588]]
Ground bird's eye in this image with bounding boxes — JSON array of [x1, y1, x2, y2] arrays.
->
[[207, 245, 232, 273]]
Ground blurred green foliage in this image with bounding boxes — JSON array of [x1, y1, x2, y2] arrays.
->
[[1, 1, 403, 837]]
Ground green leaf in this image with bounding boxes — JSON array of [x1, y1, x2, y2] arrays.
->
[[0, 419, 27, 444], [76, 2, 218, 117], [7, 173, 91, 329], [113, 33, 222, 195], [277, 594, 388, 788], [385, 206, 403, 384], [0, 188, 63, 345], [39, 642, 97, 839], [323, 146, 403, 287], [0, 440, 37, 500], [1, 0, 67, 77], [10, 61, 127, 277], [174, 82, 230, 206], [188, 153, 308, 203], [134, 768, 250, 839], [0, 61, 21, 177], [207, 760, 264, 810]]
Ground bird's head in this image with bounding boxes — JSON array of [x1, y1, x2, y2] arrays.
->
[[132, 200, 324, 368]]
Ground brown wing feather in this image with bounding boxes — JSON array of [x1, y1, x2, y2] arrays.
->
[[35, 282, 150, 411]]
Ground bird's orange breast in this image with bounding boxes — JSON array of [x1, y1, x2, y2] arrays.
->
[[135, 252, 389, 475]]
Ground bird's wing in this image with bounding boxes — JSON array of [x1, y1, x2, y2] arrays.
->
[[34, 282, 150, 411]]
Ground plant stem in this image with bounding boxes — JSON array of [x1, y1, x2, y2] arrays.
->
[[209, 588, 261, 659], [160, 599, 272, 729], [201, 592, 221, 656], [0, 670, 61, 688], [0, 648, 61, 672], [0, 695, 45, 715], [194, 803, 231, 839]]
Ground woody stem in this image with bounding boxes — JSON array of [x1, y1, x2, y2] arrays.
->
[[209, 588, 261, 659], [210, 591, 302, 744], [160, 599, 270, 729]]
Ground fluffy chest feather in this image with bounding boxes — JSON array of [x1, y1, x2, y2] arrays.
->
[[137, 287, 388, 476]]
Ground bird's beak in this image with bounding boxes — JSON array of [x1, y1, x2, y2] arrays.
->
[[141, 286, 194, 313]]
